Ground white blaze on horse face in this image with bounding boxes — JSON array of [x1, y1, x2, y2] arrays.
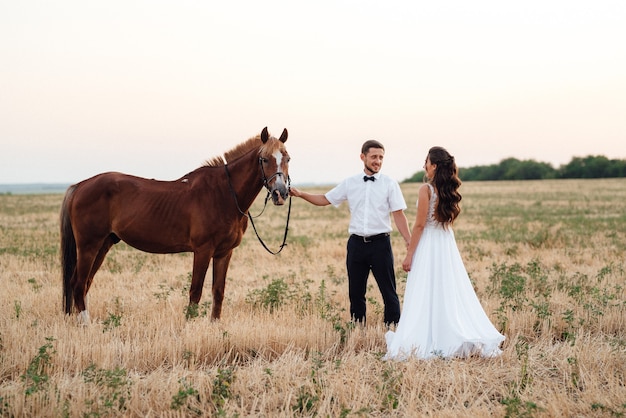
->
[[273, 150, 286, 187]]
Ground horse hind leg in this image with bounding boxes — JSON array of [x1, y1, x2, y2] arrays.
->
[[72, 248, 97, 325], [85, 234, 118, 293], [73, 235, 117, 325], [77, 310, 91, 326]]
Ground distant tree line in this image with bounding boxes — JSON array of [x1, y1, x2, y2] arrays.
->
[[403, 155, 626, 182]]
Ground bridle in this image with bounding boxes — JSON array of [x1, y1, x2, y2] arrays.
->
[[259, 157, 289, 190], [224, 157, 292, 255]]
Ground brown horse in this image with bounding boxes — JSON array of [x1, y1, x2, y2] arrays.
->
[[60, 127, 290, 324]]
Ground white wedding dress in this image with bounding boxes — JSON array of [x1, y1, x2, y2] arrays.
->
[[384, 184, 505, 360]]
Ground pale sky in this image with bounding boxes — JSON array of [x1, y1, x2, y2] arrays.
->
[[1, 1, 625, 185]]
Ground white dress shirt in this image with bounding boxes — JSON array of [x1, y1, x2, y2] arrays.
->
[[325, 172, 407, 236]]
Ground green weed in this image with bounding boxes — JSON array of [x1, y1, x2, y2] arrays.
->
[[567, 356, 582, 391], [211, 366, 235, 412], [102, 297, 123, 332], [21, 337, 55, 396], [488, 262, 527, 311], [82, 363, 132, 415], [560, 309, 578, 344], [245, 274, 311, 313], [184, 301, 211, 320], [153, 282, 173, 301], [315, 280, 351, 345], [82, 364, 132, 417], [325, 264, 344, 285], [513, 337, 532, 393], [591, 402, 626, 416], [171, 378, 201, 415], [501, 396, 541, 418], [293, 351, 325, 414], [293, 386, 319, 414], [14, 300, 21, 320], [378, 363, 402, 411], [501, 337, 543, 416], [0, 395, 11, 418], [27, 277, 42, 293]]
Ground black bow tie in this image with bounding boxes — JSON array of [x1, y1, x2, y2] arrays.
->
[[363, 175, 376, 182]]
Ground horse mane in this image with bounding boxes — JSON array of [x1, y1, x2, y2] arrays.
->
[[202, 134, 263, 167]]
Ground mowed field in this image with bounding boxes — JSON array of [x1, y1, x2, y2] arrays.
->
[[1, 179, 625, 417]]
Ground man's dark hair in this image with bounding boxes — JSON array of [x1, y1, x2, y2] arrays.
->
[[361, 140, 385, 154]]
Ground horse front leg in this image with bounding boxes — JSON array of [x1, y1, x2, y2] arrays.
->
[[189, 250, 212, 307], [211, 251, 233, 320]]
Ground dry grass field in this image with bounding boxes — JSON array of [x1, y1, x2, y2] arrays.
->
[[1, 179, 625, 417]]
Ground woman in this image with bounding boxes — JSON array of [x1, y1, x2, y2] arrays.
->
[[384, 146, 505, 360]]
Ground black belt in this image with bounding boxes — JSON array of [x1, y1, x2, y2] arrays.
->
[[351, 233, 390, 243]]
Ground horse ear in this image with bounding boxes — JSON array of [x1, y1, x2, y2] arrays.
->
[[279, 128, 288, 143], [261, 127, 269, 143]]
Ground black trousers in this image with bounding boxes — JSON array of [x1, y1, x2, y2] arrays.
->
[[346, 234, 401, 325]]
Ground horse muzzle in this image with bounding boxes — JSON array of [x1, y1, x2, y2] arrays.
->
[[271, 185, 289, 205]]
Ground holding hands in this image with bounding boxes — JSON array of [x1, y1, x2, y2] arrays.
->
[[402, 253, 413, 272]]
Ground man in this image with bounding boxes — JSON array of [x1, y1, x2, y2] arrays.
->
[[289, 140, 411, 326]]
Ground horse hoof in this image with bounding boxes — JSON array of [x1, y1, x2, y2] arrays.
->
[[77, 310, 91, 326]]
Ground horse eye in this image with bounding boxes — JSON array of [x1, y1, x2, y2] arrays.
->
[[261, 158, 268, 164]]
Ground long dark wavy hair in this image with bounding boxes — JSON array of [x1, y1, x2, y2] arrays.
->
[[427, 146, 462, 224]]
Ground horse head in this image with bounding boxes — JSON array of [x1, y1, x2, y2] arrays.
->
[[259, 127, 290, 205]]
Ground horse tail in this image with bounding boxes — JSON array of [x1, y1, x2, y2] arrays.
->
[[60, 185, 77, 314]]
